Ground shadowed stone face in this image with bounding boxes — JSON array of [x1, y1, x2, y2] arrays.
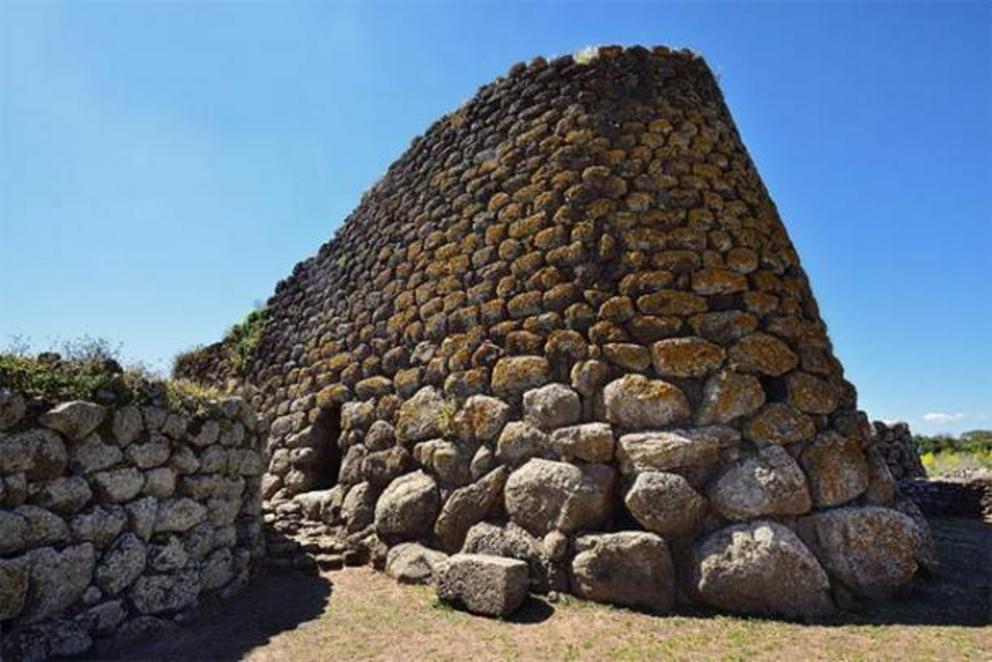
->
[[173, 45, 929, 619]]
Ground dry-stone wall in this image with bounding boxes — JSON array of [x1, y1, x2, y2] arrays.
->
[[0, 389, 265, 660], [870, 421, 925, 480], [178, 45, 932, 618]]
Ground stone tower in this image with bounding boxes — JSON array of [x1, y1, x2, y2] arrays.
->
[[178, 45, 932, 617]]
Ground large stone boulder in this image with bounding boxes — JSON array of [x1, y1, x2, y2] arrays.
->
[[434, 467, 507, 552], [0, 429, 68, 479], [696, 370, 765, 425], [129, 569, 202, 614], [461, 522, 546, 589], [571, 532, 676, 613], [95, 533, 147, 594], [396, 387, 448, 445], [495, 421, 550, 466], [491, 356, 551, 400], [797, 506, 921, 599], [385, 543, 449, 584], [522, 383, 581, 431], [22, 544, 96, 623], [650, 337, 725, 378], [616, 429, 721, 474], [727, 333, 798, 376], [707, 445, 812, 520], [799, 432, 869, 507], [744, 403, 816, 446], [374, 470, 440, 541], [550, 423, 615, 463], [504, 459, 616, 536], [38, 401, 106, 440], [603, 375, 691, 429], [453, 395, 510, 444], [690, 521, 834, 618], [436, 554, 530, 617], [0, 555, 30, 620], [624, 471, 706, 538]]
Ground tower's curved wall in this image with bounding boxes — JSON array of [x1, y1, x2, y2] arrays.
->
[[178, 45, 929, 616]]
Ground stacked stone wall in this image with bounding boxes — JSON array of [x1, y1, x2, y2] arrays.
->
[[870, 421, 926, 480], [177, 45, 932, 618], [0, 389, 265, 660]]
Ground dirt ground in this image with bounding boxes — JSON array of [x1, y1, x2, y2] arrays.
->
[[97, 518, 990, 661]]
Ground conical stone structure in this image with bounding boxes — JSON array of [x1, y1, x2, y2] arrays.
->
[[178, 45, 932, 617]]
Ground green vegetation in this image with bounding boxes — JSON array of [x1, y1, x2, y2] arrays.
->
[[915, 430, 992, 477], [0, 336, 224, 408], [225, 306, 269, 374]]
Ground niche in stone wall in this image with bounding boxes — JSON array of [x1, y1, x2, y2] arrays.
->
[[310, 403, 343, 489]]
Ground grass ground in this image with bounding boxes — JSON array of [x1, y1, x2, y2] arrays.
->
[[104, 518, 991, 662]]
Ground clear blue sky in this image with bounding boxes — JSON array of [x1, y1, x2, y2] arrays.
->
[[1, 1, 989, 435]]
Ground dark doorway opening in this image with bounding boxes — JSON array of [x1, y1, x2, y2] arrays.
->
[[310, 404, 343, 489]]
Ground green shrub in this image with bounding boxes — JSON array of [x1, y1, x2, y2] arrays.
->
[[225, 306, 269, 375]]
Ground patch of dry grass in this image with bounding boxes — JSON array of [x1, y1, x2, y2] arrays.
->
[[242, 568, 989, 662]]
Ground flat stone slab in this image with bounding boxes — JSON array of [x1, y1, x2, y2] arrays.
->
[[435, 553, 529, 617]]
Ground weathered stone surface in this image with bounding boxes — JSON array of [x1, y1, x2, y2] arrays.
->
[[18, 504, 71, 548], [691, 521, 834, 618], [728, 333, 799, 376], [202, 548, 234, 590], [92, 467, 145, 503], [39, 401, 106, 440], [95, 533, 146, 594], [688, 311, 758, 345], [32, 476, 92, 514], [708, 446, 811, 520], [385, 543, 449, 584], [71, 434, 124, 473], [436, 554, 529, 617], [571, 532, 676, 612], [341, 482, 376, 533], [651, 337, 725, 378], [491, 356, 551, 400], [0, 429, 68, 479], [435, 467, 507, 552], [522, 383, 581, 431], [396, 387, 448, 445], [799, 433, 869, 507], [797, 507, 920, 599], [624, 471, 706, 538], [143, 467, 177, 498], [0, 555, 30, 620], [77, 599, 127, 635], [22, 544, 96, 623], [154, 497, 207, 533], [603, 375, 691, 430], [461, 522, 545, 587], [71, 505, 126, 548], [0, 389, 26, 430], [550, 423, 615, 463], [127, 435, 171, 469], [616, 430, 720, 474], [129, 569, 202, 614], [504, 459, 615, 536], [697, 370, 765, 425], [125, 496, 158, 542], [787, 372, 838, 415], [111, 406, 143, 446], [453, 395, 510, 444], [374, 470, 440, 541], [744, 403, 815, 445], [495, 421, 550, 466]]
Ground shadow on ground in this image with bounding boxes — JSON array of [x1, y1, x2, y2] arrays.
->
[[90, 570, 333, 662]]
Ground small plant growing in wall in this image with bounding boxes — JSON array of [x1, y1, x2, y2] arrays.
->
[[225, 306, 269, 375]]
